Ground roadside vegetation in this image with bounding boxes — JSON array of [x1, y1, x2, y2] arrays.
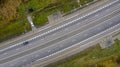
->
[[47, 39, 120, 67], [0, 0, 93, 42]]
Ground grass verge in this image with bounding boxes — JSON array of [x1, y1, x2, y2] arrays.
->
[[0, 19, 31, 42]]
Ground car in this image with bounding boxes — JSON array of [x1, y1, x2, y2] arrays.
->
[[22, 41, 29, 46]]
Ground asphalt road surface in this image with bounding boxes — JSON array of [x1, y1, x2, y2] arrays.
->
[[0, 0, 119, 57], [0, 0, 120, 67]]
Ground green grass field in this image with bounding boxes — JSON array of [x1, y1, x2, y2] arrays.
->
[[47, 39, 120, 67], [0, 0, 93, 42]]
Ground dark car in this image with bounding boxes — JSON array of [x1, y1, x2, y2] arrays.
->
[[22, 41, 29, 46]]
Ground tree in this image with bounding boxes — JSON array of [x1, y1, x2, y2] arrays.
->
[[0, 0, 22, 22]]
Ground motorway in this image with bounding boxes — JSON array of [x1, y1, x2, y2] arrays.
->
[[0, 0, 119, 60], [0, 0, 119, 55], [0, 0, 120, 67], [1, 10, 120, 67]]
